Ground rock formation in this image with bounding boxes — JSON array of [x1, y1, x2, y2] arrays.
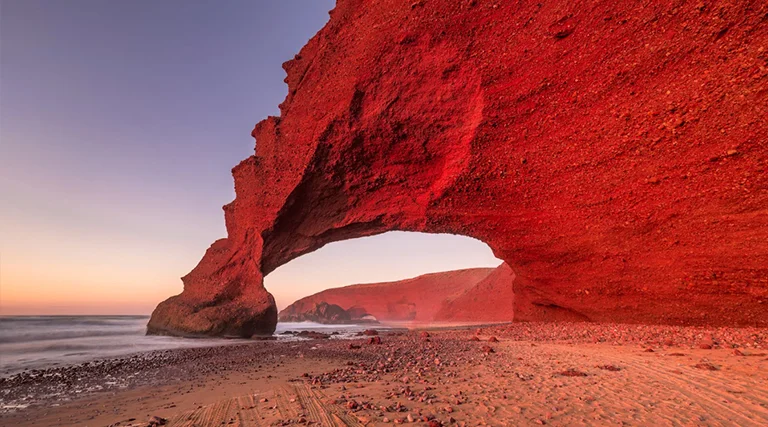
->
[[279, 268, 496, 323], [434, 263, 519, 322], [278, 301, 356, 324], [149, 0, 768, 337]]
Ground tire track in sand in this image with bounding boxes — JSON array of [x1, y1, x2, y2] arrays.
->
[[617, 353, 768, 426], [163, 385, 364, 426], [166, 394, 260, 427]]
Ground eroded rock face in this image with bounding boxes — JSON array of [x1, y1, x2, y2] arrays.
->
[[148, 0, 768, 337], [147, 239, 278, 337], [435, 263, 519, 322], [278, 268, 496, 323]]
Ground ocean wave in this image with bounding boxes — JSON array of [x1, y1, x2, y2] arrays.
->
[[0, 315, 147, 327], [0, 316, 377, 376], [0, 341, 131, 355], [0, 327, 147, 344], [0, 316, 149, 344]]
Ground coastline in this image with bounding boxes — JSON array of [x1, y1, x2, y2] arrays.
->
[[2, 322, 767, 426]]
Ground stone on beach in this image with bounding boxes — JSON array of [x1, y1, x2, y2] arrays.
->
[[147, 415, 167, 426]]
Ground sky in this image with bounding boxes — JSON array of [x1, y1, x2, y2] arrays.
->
[[0, 1, 500, 315]]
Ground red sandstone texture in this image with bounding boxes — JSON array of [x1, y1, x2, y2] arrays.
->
[[435, 263, 520, 322], [149, 0, 768, 337], [278, 267, 496, 322]]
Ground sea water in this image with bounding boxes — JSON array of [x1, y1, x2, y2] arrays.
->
[[0, 316, 385, 376]]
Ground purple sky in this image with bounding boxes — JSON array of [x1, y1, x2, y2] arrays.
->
[[0, 1, 499, 314]]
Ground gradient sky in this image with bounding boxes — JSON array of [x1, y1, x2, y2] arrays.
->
[[0, 1, 500, 315]]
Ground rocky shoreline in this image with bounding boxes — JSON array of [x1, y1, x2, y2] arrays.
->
[[2, 322, 768, 426]]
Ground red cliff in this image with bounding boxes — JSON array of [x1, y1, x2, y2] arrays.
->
[[434, 263, 519, 322], [149, 0, 768, 337], [279, 268, 496, 323]]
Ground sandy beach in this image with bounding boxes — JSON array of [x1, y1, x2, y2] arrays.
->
[[2, 322, 768, 426], [3, 0, 767, 426]]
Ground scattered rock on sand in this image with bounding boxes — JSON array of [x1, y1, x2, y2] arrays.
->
[[694, 362, 719, 371], [7, 322, 768, 426], [596, 365, 621, 371], [488, 336, 499, 343], [148, 415, 167, 426], [368, 336, 382, 345], [558, 369, 588, 377], [481, 345, 495, 354]]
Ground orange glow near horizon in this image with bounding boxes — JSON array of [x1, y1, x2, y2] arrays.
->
[[1, 229, 501, 316], [0, 205, 200, 315]]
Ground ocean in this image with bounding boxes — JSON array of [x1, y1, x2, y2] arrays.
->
[[0, 316, 384, 377]]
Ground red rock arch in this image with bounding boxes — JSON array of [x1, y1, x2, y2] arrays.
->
[[148, 0, 768, 337]]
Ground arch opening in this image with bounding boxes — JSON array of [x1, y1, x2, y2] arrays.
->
[[264, 231, 510, 326]]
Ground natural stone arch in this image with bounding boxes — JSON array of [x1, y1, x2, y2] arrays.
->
[[148, 0, 768, 337]]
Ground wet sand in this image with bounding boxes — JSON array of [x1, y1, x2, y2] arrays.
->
[[2, 322, 768, 426]]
